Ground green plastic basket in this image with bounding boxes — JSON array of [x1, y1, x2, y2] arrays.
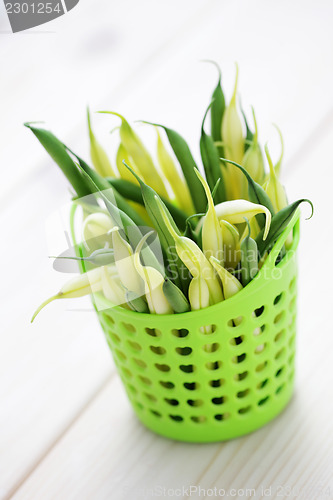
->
[[97, 211, 300, 442]]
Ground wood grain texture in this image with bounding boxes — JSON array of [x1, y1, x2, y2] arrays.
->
[[1, 0, 333, 499]]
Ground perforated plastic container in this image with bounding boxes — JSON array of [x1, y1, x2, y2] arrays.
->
[[97, 211, 300, 442]]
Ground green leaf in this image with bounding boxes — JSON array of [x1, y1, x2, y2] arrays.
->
[[241, 106, 254, 153], [140, 121, 206, 213], [241, 218, 258, 286], [200, 102, 227, 203], [125, 290, 149, 313], [162, 278, 190, 313], [256, 199, 314, 257], [221, 158, 275, 229], [208, 61, 225, 146], [67, 150, 146, 227], [25, 123, 91, 198], [106, 177, 188, 231]]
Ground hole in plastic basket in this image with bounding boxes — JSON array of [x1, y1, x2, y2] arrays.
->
[[175, 347, 192, 356], [237, 389, 250, 398], [274, 329, 285, 343], [145, 327, 161, 337], [171, 328, 189, 338], [276, 384, 285, 395], [275, 367, 284, 378], [121, 367, 132, 379], [209, 378, 225, 388], [205, 360, 222, 371], [127, 384, 137, 394], [255, 361, 268, 372], [138, 375, 152, 386], [258, 396, 270, 406], [160, 381, 175, 389], [257, 379, 268, 389], [199, 324, 217, 334], [288, 353, 295, 365], [232, 353, 246, 364], [110, 333, 121, 344], [289, 297, 296, 312], [289, 333, 296, 348], [169, 415, 183, 422], [215, 413, 230, 421], [274, 292, 284, 306], [254, 324, 265, 337], [133, 358, 147, 369], [180, 364, 194, 373], [191, 416, 207, 423], [227, 317, 243, 328], [164, 398, 179, 406], [127, 340, 142, 352], [115, 349, 127, 362], [122, 322, 136, 334], [289, 369, 295, 381], [289, 277, 296, 293], [155, 363, 170, 372], [212, 397, 225, 405], [202, 343, 220, 353], [255, 306, 265, 317], [135, 402, 144, 410], [187, 399, 203, 407], [275, 348, 286, 360], [184, 382, 198, 391], [229, 335, 244, 346], [104, 312, 115, 324], [144, 393, 157, 403], [238, 406, 251, 415], [274, 312, 285, 326], [254, 343, 267, 354], [150, 346, 166, 355], [234, 371, 248, 381], [150, 409, 161, 418]]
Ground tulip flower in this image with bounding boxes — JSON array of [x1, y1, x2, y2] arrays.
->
[[100, 111, 169, 198], [214, 200, 271, 240], [157, 197, 223, 305], [195, 169, 223, 261], [31, 265, 117, 322], [156, 128, 194, 214], [242, 108, 265, 186], [110, 227, 144, 297], [133, 232, 173, 315], [220, 220, 241, 269], [221, 64, 245, 198], [87, 109, 115, 177], [82, 212, 113, 251]]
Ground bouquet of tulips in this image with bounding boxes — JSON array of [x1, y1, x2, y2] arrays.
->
[[29, 64, 312, 321]]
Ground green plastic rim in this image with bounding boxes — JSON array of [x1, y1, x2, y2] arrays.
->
[[96, 211, 300, 442]]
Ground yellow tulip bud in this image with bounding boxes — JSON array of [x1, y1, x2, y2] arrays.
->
[[87, 109, 115, 177], [156, 128, 194, 214], [82, 212, 113, 250], [100, 266, 127, 306], [133, 232, 173, 315], [111, 227, 144, 296], [195, 169, 223, 262], [242, 108, 265, 185], [31, 265, 116, 322], [220, 220, 241, 269], [157, 199, 223, 304], [221, 64, 245, 198], [214, 200, 271, 240], [102, 112, 169, 198]]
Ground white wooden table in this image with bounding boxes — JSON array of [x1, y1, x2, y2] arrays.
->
[[1, 1, 332, 498]]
